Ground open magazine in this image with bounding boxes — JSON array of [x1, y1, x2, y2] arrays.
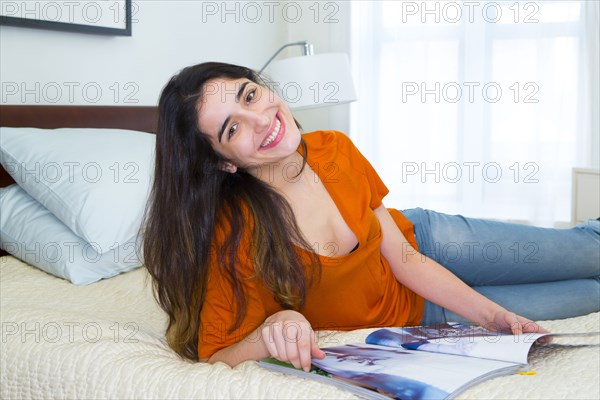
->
[[260, 322, 599, 400]]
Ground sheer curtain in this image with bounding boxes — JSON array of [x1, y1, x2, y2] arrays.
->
[[349, 0, 599, 227]]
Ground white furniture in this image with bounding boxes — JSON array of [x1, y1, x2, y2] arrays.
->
[[571, 168, 600, 225]]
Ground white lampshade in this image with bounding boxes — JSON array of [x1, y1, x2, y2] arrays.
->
[[264, 53, 357, 111]]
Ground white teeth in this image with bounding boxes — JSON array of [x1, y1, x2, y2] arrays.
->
[[261, 118, 281, 147]]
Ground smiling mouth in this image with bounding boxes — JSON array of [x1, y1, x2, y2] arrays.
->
[[260, 115, 282, 148]]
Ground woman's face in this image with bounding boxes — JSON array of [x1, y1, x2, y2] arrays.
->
[[197, 77, 302, 177]]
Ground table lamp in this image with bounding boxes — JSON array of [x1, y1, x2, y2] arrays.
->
[[259, 41, 357, 111]]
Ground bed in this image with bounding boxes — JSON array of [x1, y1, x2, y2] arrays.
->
[[1, 105, 598, 400]]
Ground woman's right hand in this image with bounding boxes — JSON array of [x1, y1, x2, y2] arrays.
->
[[261, 310, 325, 372]]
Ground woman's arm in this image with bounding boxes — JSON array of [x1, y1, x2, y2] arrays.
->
[[207, 310, 325, 370], [374, 205, 547, 334]]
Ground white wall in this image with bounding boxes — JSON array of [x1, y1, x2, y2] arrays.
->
[[0, 1, 287, 106], [0, 1, 354, 134], [282, 1, 353, 133]]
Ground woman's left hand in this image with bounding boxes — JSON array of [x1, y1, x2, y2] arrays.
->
[[485, 309, 549, 335]]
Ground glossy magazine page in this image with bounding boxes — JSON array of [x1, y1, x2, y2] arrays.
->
[[259, 323, 599, 400], [260, 358, 391, 400], [364, 322, 599, 365], [366, 322, 542, 364], [310, 344, 520, 400]]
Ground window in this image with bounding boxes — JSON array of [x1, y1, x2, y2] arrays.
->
[[350, 1, 598, 226]]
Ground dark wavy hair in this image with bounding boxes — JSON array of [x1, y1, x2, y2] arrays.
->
[[142, 62, 321, 360]]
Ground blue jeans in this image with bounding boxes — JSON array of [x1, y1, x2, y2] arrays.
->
[[399, 208, 600, 325]]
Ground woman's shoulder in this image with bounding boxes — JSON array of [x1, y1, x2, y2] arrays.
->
[[302, 130, 352, 145], [302, 130, 357, 159]]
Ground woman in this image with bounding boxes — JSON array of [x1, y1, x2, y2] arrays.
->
[[142, 62, 600, 372]]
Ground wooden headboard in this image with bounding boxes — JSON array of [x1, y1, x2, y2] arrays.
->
[[0, 105, 158, 187]]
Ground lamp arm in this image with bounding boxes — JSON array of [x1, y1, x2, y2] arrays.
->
[[258, 40, 314, 74]]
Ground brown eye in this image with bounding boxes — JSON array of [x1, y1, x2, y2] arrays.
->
[[228, 123, 238, 139], [246, 89, 256, 103]]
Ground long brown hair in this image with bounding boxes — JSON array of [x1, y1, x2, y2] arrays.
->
[[142, 62, 320, 360]]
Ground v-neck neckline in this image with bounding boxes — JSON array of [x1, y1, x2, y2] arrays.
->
[[302, 152, 361, 259]]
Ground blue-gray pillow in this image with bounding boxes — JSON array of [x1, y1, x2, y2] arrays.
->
[[0, 184, 141, 284], [0, 127, 154, 252]]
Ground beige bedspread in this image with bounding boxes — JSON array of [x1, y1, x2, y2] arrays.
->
[[1, 255, 598, 399]]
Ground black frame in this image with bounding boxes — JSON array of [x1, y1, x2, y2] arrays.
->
[[0, 0, 132, 36]]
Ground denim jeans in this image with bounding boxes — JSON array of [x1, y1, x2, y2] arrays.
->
[[399, 208, 600, 325]]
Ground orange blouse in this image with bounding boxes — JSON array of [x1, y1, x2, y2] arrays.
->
[[198, 130, 424, 359]]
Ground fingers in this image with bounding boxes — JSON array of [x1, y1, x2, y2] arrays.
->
[[494, 311, 550, 336], [287, 320, 318, 372], [296, 325, 313, 372], [513, 317, 552, 343], [261, 322, 281, 359], [262, 317, 318, 372], [311, 332, 326, 360], [519, 318, 549, 334], [507, 313, 523, 336]]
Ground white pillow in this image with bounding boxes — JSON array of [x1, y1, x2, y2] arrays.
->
[[0, 127, 155, 251], [0, 184, 141, 284]]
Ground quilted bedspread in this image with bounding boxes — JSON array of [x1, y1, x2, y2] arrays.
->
[[1, 255, 599, 399]]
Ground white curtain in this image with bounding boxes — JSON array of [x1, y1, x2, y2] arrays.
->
[[349, 0, 599, 227]]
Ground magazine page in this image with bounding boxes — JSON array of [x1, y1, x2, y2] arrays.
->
[[365, 322, 547, 364], [310, 344, 521, 400], [260, 359, 391, 400]]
